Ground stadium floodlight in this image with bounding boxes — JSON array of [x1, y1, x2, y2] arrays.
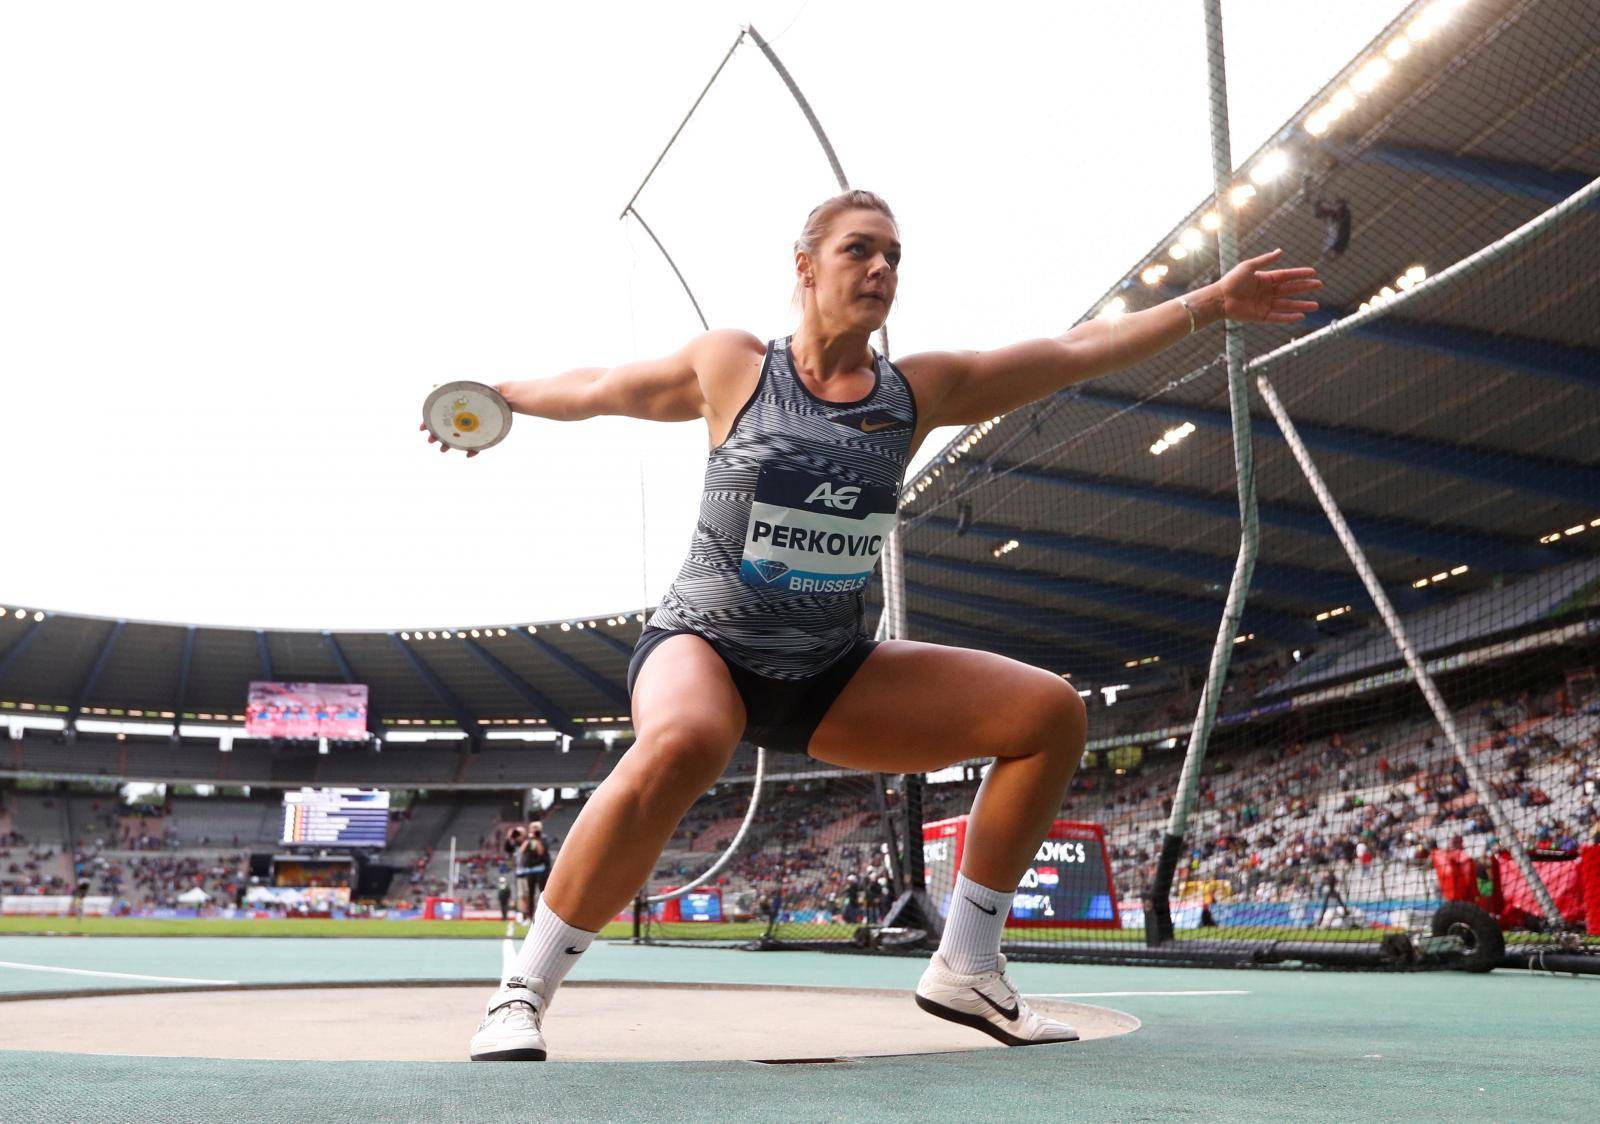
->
[[1179, 227, 1203, 250], [1168, 242, 1188, 260], [1406, 0, 1463, 43], [1149, 420, 1196, 455], [1249, 149, 1289, 185], [560, 622, 571, 631], [1384, 35, 1412, 61], [1097, 296, 1126, 319], [1351, 56, 1391, 93], [1230, 183, 1255, 207]]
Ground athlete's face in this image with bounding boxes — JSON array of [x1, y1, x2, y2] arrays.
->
[[803, 209, 900, 329]]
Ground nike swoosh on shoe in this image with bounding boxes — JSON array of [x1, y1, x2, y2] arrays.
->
[[972, 988, 1020, 1021]]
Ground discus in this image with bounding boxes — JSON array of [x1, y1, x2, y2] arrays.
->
[[422, 381, 513, 453]]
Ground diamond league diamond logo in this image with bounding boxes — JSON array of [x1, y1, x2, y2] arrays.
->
[[750, 559, 790, 584]]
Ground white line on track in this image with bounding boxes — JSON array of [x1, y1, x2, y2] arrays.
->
[[501, 919, 516, 977], [0, 960, 238, 985], [1029, 990, 1250, 998]]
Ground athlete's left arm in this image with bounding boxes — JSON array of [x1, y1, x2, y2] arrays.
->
[[901, 249, 1320, 428]]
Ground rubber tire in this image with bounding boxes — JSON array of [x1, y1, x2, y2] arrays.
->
[[1431, 901, 1504, 973]]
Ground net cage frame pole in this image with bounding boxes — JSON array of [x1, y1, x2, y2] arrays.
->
[[1144, 0, 1261, 947], [1236, 174, 1600, 932], [642, 739, 768, 906]]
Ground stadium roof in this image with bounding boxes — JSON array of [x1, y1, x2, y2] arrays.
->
[[882, 0, 1599, 683], [3, 0, 1596, 739]]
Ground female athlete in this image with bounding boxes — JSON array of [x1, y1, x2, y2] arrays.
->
[[439, 189, 1321, 1060]]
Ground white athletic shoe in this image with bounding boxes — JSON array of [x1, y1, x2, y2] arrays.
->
[[914, 952, 1079, 1047], [469, 975, 548, 1061]]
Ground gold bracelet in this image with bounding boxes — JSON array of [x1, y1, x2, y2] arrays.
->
[[1177, 294, 1197, 335]]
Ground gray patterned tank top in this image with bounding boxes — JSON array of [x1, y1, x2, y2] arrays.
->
[[648, 335, 918, 679]]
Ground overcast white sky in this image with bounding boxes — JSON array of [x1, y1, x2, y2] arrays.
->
[[1, 0, 1414, 631]]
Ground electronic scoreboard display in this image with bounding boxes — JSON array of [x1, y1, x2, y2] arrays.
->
[[281, 788, 390, 848], [1007, 822, 1119, 927], [924, 817, 1119, 929]]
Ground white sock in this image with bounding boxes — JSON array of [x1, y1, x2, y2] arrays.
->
[[937, 873, 1010, 975], [504, 904, 595, 998]]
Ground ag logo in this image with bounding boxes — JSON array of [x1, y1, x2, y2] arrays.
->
[[805, 482, 861, 511]]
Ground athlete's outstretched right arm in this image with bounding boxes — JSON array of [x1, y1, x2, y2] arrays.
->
[[494, 330, 742, 424]]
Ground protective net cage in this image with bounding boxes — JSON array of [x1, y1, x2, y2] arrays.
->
[[633, 749, 905, 947], [635, 0, 1600, 970]]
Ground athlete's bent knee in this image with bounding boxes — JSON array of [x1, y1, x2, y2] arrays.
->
[[1029, 679, 1088, 768], [633, 718, 739, 793]]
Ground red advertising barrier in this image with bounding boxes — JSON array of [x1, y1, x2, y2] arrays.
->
[[423, 896, 462, 920], [1434, 846, 1597, 930], [1580, 845, 1600, 937], [1496, 852, 1586, 926]]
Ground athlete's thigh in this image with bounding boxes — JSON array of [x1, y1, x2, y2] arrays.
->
[[807, 639, 1080, 773], [629, 633, 747, 749]]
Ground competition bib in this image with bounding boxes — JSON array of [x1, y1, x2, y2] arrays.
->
[[738, 463, 897, 593]]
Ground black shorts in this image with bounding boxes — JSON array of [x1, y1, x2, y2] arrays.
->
[[626, 627, 880, 756]]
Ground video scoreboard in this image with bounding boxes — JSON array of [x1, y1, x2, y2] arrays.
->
[[247, 682, 369, 740], [281, 788, 390, 848]]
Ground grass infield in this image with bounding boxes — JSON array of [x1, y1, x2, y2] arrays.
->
[[0, 915, 1410, 942], [0, 915, 762, 940], [13, 909, 1566, 948]]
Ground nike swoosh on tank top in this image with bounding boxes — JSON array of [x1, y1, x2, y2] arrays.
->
[[647, 335, 918, 679]]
